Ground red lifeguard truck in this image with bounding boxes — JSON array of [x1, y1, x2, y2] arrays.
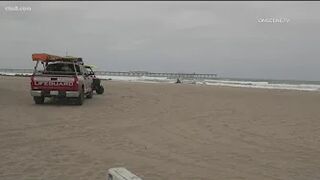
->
[[30, 53, 93, 105]]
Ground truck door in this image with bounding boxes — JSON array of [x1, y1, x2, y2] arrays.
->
[[82, 65, 92, 93]]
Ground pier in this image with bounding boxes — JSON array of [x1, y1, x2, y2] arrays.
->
[[95, 71, 218, 79]]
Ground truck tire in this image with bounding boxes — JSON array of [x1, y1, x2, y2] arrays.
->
[[76, 88, 84, 105], [34, 96, 44, 104], [96, 86, 104, 94], [86, 90, 93, 99]]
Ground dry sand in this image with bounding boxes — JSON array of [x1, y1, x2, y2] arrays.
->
[[0, 76, 320, 180]]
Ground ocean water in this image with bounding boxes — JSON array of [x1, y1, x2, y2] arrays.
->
[[97, 75, 320, 92], [1, 69, 320, 92]]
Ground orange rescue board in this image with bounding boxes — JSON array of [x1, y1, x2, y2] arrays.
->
[[32, 53, 63, 61]]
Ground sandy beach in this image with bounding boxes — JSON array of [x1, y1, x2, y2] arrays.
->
[[0, 76, 320, 180]]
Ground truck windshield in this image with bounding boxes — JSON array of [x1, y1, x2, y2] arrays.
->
[[44, 63, 81, 75], [85, 67, 94, 75]]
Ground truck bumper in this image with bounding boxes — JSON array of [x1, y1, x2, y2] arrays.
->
[[65, 91, 79, 97], [30, 90, 42, 97], [30, 90, 79, 97]]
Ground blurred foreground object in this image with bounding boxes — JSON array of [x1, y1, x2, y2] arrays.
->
[[107, 167, 142, 180]]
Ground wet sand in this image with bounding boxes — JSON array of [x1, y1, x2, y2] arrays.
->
[[0, 76, 320, 180]]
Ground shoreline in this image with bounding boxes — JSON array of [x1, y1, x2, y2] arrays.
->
[[1, 74, 320, 94]]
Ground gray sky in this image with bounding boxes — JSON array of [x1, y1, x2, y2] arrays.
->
[[1, 1, 320, 80]]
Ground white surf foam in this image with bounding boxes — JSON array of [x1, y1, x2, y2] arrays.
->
[[96, 75, 175, 84], [0, 72, 32, 76], [204, 80, 320, 91]]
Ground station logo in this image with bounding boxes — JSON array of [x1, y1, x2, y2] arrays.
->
[[257, 17, 290, 24]]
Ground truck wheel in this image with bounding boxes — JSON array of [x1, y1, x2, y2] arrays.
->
[[34, 96, 44, 104], [96, 86, 104, 94], [86, 90, 93, 99], [76, 88, 84, 105]]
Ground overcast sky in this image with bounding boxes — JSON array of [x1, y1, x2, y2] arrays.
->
[[1, 1, 320, 80]]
